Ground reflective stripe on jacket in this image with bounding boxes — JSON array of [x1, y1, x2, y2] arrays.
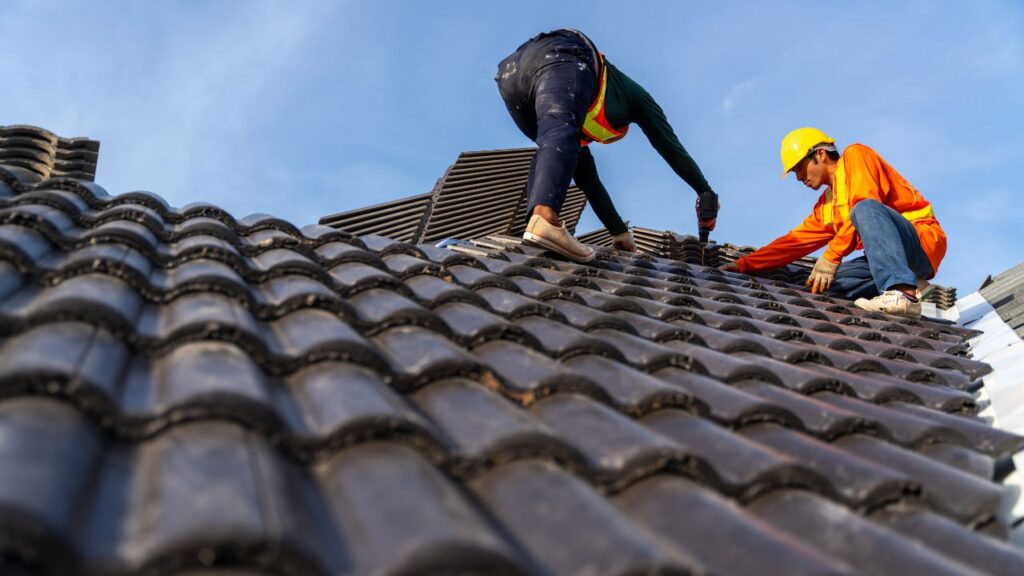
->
[[580, 54, 629, 146], [735, 144, 947, 277]]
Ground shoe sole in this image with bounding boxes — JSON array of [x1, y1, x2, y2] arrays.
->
[[523, 232, 596, 262]]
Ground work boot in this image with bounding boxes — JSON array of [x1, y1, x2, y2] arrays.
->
[[916, 278, 934, 301], [611, 229, 637, 252], [854, 290, 922, 318], [523, 214, 595, 262]]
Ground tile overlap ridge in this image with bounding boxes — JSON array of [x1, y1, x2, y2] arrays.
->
[[2, 155, 1024, 575]]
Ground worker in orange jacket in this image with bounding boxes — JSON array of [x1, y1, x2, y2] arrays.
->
[[721, 128, 946, 317]]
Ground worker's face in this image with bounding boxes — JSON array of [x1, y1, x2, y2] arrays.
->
[[792, 149, 829, 190]]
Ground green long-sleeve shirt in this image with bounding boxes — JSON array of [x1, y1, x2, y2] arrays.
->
[[573, 60, 713, 234]]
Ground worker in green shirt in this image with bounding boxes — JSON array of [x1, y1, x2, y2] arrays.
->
[[495, 28, 719, 261]]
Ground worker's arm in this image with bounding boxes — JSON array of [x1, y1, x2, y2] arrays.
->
[[822, 145, 888, 263], [603, 63, 712, 196], [573, 147, 629, 235], [734, 207, 834, 273], [630, 89, 715, 196]]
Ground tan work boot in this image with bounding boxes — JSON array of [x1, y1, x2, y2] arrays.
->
[[916, 277, 934, 301], [523, 214, 595, 262], [611, 229, 637, 252], [854, 290, 922, 318]]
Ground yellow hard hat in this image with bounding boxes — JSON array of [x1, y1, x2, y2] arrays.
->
[[780, 127, 835, 177]]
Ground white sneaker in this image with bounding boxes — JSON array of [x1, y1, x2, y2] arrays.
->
[[916, 278, 934, 301], [611, 229, 637, 252], [523, 214, 595, 262], [854, 290, 922, 318]]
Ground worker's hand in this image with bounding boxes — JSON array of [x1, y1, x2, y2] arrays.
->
[[611, 229, 637, 252], [696, 191, 719, 231], [806, 255, 839, 294], [719, 262, 740, 273]]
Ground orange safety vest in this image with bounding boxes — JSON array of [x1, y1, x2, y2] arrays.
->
[[580, 54, 629, 146]]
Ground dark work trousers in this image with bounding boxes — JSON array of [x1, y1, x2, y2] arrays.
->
[[495, 31, 597, 218], [828, 199, 934, 300]]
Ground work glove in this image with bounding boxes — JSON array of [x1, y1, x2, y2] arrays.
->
[[806, 255, 839, 294], [611, 229, 636, 252], [696, 190, 719, 234]]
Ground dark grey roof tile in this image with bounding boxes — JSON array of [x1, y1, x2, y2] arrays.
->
[[313, 240, 382, 266], [741, 424, 916, 509], [609, 311, 702, 342], [404, 274, 489, 309], [660, 340, 779, 383], [411, 378, 572, 472], [0, 323, 129, 407], [530, 394, 688, 488], [447, 263, 519, 291], [643, 411, 828, 498], [346, 288, 447, 335], [372, 326, 482, 391], [1, 273, 143, 335], [49, 243, 153, 286], [94, 422, 328, 575], [249, 247, 320, 275], [272, 308, 389, 372], [506, 275, 582, 302], [435, 302, 538, 349], [615, 476, 853, 576], [653, 368, 803, 427], [562, 355, 704, 416], [887, 401, 1024, 457], [160, 258, 251, 301], [143, 292, 263, 352], [750, 491, 976, 576], [318, 443, 527, 575], [476, 287, 561, 319], [871, 506, 1024, 574], [571, 287, 649, 314], [834, 434, 1005, 525], [916, 443, 994, 479], [515, 318, 626, 361], [472, 340, 611, 405], [286, 361, 440, 454], [814, 392, 969, 449], [0, 398, 101, 574], [547, 299, 639, 334], [381, 252, 444, 279], [326, 261, 404, 296], [119, 341, 283, 434], [0, 224, 58, 270], [257, 274, 351, 318], [735, 382, 881, 438], [472, 461, 700, 575]]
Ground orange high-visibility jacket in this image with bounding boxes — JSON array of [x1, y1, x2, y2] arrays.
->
[[734, 144, 946, 277]]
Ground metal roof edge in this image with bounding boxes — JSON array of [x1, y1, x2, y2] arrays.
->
[[959, 291, 1024, 546]]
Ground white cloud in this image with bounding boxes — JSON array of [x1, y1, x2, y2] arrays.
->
[[720, 78, 758, 113]]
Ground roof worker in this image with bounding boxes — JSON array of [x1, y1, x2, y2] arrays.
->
[[720, 128, 946, 318], [495, 28, 719, 261]]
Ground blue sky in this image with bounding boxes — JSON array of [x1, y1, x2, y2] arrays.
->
[[2, 1, 1022, 294]]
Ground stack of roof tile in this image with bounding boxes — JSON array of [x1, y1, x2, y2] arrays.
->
[[320, 148, 587, 244], [2, 130, 1023, 575], [981, 263, 1024, 338], [0, 125, 99, 182]]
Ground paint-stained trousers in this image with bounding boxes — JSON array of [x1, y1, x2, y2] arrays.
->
[[495, 30, 597, 218]]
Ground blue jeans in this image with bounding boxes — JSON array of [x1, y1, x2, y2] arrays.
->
[[495, 31, 597, 216], [828, 199, 934, 300]]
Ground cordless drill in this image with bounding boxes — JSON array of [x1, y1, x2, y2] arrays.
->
[[696, 190, 718, 243]]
